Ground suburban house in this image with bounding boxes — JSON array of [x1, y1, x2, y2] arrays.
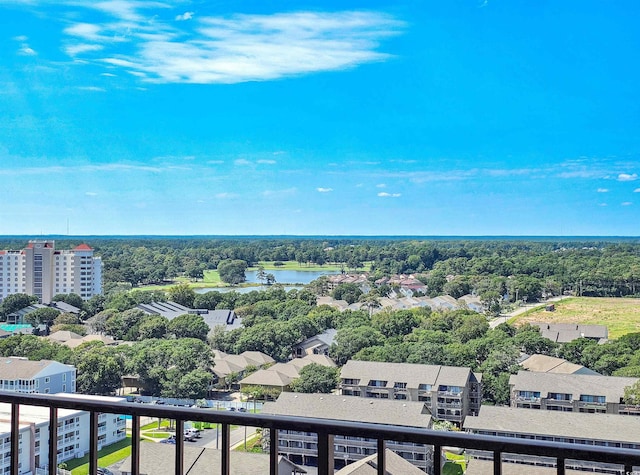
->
[[137, 301, 242, 334], [339, 360, 482, 425], [519, 354, 600, 376], [6, 303, 49, 325], [47, 331, 117, 349], [212, 350, 275, 391], [531, 323, 608, 344], [464, 405, 640, 473], [292, 329, 337, 358], [263, 392, 434, 472], [0, 357, 76, 394], [239, 354, 336, 396], [509, 370, 640, 415]]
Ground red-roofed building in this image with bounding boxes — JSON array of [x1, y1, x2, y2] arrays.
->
[[0, 240, 102, 303]]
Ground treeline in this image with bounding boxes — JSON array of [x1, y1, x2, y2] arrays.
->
[[2, 237, 633, 298]]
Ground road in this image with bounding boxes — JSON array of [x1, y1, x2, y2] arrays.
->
[[489, 295, 569, 328]]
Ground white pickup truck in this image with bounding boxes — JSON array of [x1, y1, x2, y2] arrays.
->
[[184, 428, 201, 441]]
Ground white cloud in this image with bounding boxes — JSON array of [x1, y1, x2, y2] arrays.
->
[[234, 158, 251, 166], [176, 11, 194, 21], [597, 188, 609, 193], [599, 203, 607, 207], [101, 72, 117, 77], [207, 160, 224, 165], [376, 183, 386, 188], [64, 23, 104, 41], [634, 188, 640, 193], [13, 35, 28, 42], [52, 6, 403, 84], [18, 45, 36, 56], [263, 187, 297, 197], [378, 192, 401, 198], [317, 187, 333, 193], [618, 173, 638, 182], [85, 192, 98, 196], [77, 86, 106, 92], [622, 202, 633, 206], [66, 43, 104, 56], [257, 159, 276, 164], [215, 192, 237, 199]]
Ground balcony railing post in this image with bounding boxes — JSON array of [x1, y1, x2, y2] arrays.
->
[[89, 412, 99, 475], [175, 419, 184, 475], [377, 439, 386, 475], [221, 423, 231, 475], [557, 457, 565, 475], [493, 450, 501, 475], [270, 428, 279, 475], [317, 431, 334, 475], [11, 403, 19, 475], [48, 406, 58, 475], [131, 415, 140, 475], [433, 445, 441, 475]]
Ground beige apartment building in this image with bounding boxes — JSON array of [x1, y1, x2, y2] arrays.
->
[[339, 360, 482, 425], [0, 240, 102, 303], [509, 370, 640, 415]]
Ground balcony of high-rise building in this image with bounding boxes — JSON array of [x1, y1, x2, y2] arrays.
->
[[0, 391, 638, 475]]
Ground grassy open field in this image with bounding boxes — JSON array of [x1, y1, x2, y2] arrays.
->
[[67, 437, 133, 474], [511, 297, 640, 339]]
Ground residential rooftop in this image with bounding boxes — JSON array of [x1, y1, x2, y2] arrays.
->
[[340, 360, 480, 388], [519, 354, 599, 375], [464, 406, 640, 444], [263, 392, 432, 428], [509, 370, 638, 401]]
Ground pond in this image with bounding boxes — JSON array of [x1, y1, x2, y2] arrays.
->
[[244, 269, 339, 284], [194, 268, 340, 294]]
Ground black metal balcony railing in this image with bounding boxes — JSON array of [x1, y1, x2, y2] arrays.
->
[[1, 390, 640, 475]]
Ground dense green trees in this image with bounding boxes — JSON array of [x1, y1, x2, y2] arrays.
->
[[167, 283, 196, 307], [218, 259, 248, 284], [291, 364, 339, 393], [167, 314, 209, 341], [331, 283, 362, 304], [0, 293, 37, 318], [127, 338, 213, 398], [24, 307, 60, 326]]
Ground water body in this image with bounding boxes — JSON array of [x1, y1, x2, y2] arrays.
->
[[244, 269, 338, 284], [195, 268, 340, 294]]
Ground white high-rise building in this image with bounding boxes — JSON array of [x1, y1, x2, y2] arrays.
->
[[0, 240, 102, 303]]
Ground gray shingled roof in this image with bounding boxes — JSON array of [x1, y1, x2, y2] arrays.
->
[[463, 406, 640, 444], [263, 392, 432, 428], [0, 357, 74, 380], [509, 370, 638, 401], [119, 443, 277, 474], [340, 360, 474, 389], [465, 459, 583, 475], [519, 354, 599, 375], [335, 448, 425, 475]]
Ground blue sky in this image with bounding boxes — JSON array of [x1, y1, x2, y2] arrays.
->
[[1, 0, 639, 236]]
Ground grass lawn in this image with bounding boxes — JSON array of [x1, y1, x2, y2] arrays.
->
[[67, 437, 133, 475], [442, 462, 465, 475], [233, 433, 264, 453], [511, 297, 640, 339], [140, 419, 172, 431]]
